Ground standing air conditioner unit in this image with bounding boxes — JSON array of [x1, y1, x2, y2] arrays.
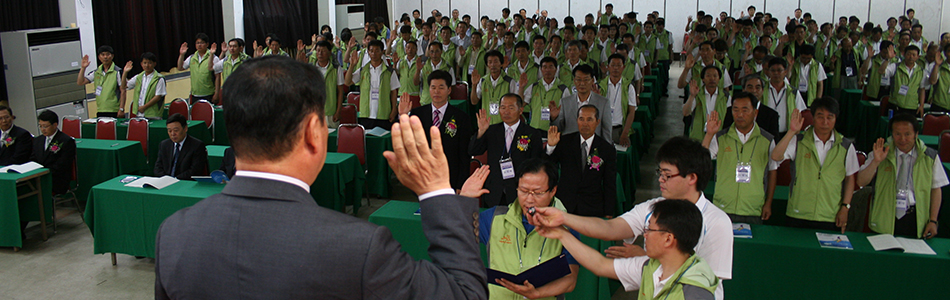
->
[[336, 4, 365, 31], [1, 28, 86, 136]]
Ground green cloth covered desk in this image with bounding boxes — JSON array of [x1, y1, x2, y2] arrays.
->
[[855, 101, 881, 151], [75, 139, 147, 200], [920, 135, 939, 150], [84, 176, 224, 258], [0, 169, 52, 248], [616, 145, 639, 207], [80, 119, 211, 175], [206, 145, 229, 171], [731, 224, 950, 299], [328, 131, 393, 197], [163, 105, 228, 146]]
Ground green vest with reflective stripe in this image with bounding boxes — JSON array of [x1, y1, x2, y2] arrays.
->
[[598, 76, 635, 124], [689, 88, 729, 141], [713, 125, 774, 216], [869, 139, 936, 238], [189, 52, 216, 96], [222, 52, 249, 84], [488, 199, 566, 300], [890, 63, 925, 110], [420, 60, 453, 105], [397, 58, 420, 96], [931, 63, 950, 109], [638, 255, 719, 300], [480, 74, 515, 125], [358, 64, 395, 119], [788, 60, 821, 105], [788, 128, 850, 222], [93, 64, 121, 113], [131, 72, 166, 118], [866, 56, 897, 99], [528, 79, 567, 129]]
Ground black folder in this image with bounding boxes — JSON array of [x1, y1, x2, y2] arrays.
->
[[487, 254, 571, 287]]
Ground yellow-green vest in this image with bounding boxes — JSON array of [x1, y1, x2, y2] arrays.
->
[[130, 72, 166, 118], [189, 52, 216, 96], [637, 255, 719, 300], [890, 62, 925, 110], [92, 64, 122, 113], [689, 87, 730, 141], [713, 125, 774, 216], [788, 128, 851, 222], [869, 139, 937, 238], [487, 199, 567, 300], [358, 64, 395, 119]]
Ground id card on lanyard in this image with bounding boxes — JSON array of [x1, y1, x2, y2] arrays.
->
[[500, 158, 516, 179]]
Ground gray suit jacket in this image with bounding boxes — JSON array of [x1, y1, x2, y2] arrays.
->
[[155, 176, 487, 299], [553, 93, 614, 145]]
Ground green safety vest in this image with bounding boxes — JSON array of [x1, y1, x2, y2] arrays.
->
[[788, 59, 822, 105], [130, 72, 166, 118], [865, 56, 898, 99], [358, 64, 395, 119], [222, 52, 249, 84], [480, 74, 515, 125], [527, 79, 568, 129], [558, 60, 589, 87], [397, 58, 420, 96], [487, 199, 567, 300], [262, 48, 289, 57], [655, 31, 672, 60], [638, 34, 658, 63], [598, 76, 635, 124], [461, 47, 487, 84], [189, 52, 216, 96], [729, 34, 757, 69], [713, 125, 774, 216], [599, 13, 614, 25], [869, 139, 936, 238], [761, 83, 799, 130], [393, 38, 407, 59], [690, 60, 728, 90], [890, 62, 925, 110], [637, 255, 719, 300], [440, 42, 458, 68], [688, 88, 730, 141], [623, 59, 640, 82], [815, 35, 833, 66], [419, 60, 453, 105], [830, 48, 861, 90], [317, 61, 342, 117], [788, 128, 852, 222], [506, 60, 539, 88], [92, 64, 121, 113], [930, 63, 950, 109]]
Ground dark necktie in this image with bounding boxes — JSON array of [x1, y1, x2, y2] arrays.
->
[[581, 140, 589, 167], [170, 143, 181, 175]]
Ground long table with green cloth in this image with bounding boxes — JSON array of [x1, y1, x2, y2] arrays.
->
[[368, 200, 617, 300], [80, 119, 211, 175], [0, 169, 53, 248], [206, 148, 365, 215], [327, 130, 392, 197], [163, 105, 228, 146], [920, 134, 939, 149], [74, 139, 147, 201]]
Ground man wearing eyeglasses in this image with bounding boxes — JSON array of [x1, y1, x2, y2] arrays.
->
[[529, 136, 733, 300]]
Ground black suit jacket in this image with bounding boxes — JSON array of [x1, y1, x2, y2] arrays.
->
[[0, 125, 34, 166], [411, 104, 474, 189], [155, 176, 487, 299], [30, 131, 76, 194], [218, 147, 236, 179], [722, 105, 780, 138], [469, 121, 545, 207], [154, 135, 208, 180], [547, 132, 617, 217]]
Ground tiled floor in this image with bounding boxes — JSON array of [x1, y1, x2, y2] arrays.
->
[[0, 65, 688, 300]]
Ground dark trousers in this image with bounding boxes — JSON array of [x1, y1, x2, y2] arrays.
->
[[888, 103, 919, 117], [893, 206, 919, 237], [786, 216, 840, 232], [930, 104, 950, 113], [190, 94, 214, 105], [358, 118, 393, 130], [97, 112, 118, 118]]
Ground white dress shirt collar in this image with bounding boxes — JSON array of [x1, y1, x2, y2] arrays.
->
[[235, 170, 311, 192]]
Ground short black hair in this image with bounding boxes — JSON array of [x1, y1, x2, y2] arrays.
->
[[533, 35, 546, 44], [731, 91, 759, 108], [540, 56, 558, 68], [222, 56, 326, 162], [427, 69, 453, 87], [768, 56, 788, 69], [501, 93, 524, 107], [516, 158, 558, 191], [97, 45, 114, 55], [655, 136, 714, 192], [167, 113, 188, 128], [578, 104, 599, 120], [572, 64, 595, 78], [141, 52, 158, 63], [229, 38, 246, 48], [904, 45, 921, 56], [195, 33, 210, 43], [651, 199, 703, 255], [701, 65, 721, 80], [314, 40, 333, 51], [890, 113, 920, 133], [607, 53, 626, 65], [37, 109, 58, 124], [484, 50, 505, 65], [514, 41, 530, 51], [367, 40, 384, 51], [809, 96, 840, 116], [400, 25, 412, 34]]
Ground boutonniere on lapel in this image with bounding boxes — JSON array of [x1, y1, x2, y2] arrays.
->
[[49, 141, 63, 154], [588, 148, 603, 171], [2, 136, 14, 147], [517, 135, 530, 151], [444, 118, 458, 137]]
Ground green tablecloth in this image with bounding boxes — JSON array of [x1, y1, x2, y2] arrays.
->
[[163, 105, 228, 146], [84, 175, 225, 257], [328, 131, 393, 197], [616, 145, 639, 208], [855, 100, 881, 151], [75, 139, 147, 201], [731, 224, 950, 299], [837, 89, 863, 137], [920, 135, 939, 149], [206, 145, 229, 171], [80, 119, 211, 175], [0, 169, 53, 248]]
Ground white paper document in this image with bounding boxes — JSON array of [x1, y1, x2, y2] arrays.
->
[[867, 234, 936, 255], [365, 127, 391, 137], [0, 162, 44, 174], [124, 176, 180, 189]]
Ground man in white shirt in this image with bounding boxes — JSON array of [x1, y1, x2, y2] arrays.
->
[[601, 54, 638, 146], [763, 57, 807, 135], [345, 40, 400, 130]]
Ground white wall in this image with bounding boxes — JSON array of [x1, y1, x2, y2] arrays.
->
[[59, 0, 96, 70], [222, 0, 245, 40]]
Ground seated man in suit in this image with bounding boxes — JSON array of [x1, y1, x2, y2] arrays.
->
[[154, 113, 208, 180], [0, 105, 33, 166], [218, 147, 235, 179], [400, 70, 473, 190], [551, 64, 613, 144], [545, 105, 617, 217], [30, 110, 76, 194], [155, 56, 486, 299], [470, 93, 545, 207]]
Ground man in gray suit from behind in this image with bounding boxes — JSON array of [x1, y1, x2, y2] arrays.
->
[[155, 56, 487, 300], [552, 64, 613, 145]]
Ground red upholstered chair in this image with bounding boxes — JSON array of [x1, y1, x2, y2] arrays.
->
[[62, 116, 82, 139], [923, 112, 950, 136], [450, 82, 469, 101], [469, 158, 483, 176], [776, 160, 792, 186], [879, 96, 890, 116], [339, 104, 358, 125], [95, 118, 116, 140], [346, 92, 361, 111], [191, 100, 215, 142], [168, 98, 190, 119], [127, 118, 149, 158], [409, 95, 421, 109], [474, 152, 488, 166], [337, 124, 367, 165], [939, 130, 950, 163], [800, 109, 814, 129]]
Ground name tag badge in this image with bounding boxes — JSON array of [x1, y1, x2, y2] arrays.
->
[[95, 86, 103, 96], [469, 65, 475, 75], [898, 85, 910, 95], [541, 108, 550, 120], [881, 77, 889, 86], [655, 41, 663, 50], [489, 102, 500, 115], [896, 189, 910, 210], [500, 158, 516, 179], [370, 90, 380, 102], [845, 67, 854, 77], [798, 82, 808, 92], [736, 162, 752, 183]]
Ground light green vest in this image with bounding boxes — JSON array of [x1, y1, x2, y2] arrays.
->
[[393, 38, 407, 59], [890, 62, 925, 110], [189, 52, 216, 96], [830, 48, 861, 90], [638, 34, 658, 63], [92, 64, 121, 113], [222, 52, 249, 84], [869, 139, 936, 238], [131, 72, 166, 118], [528, 79, 568, 129], [488, 199, 567, 300], [480, 74, 515, 125], [655, 31, 672, 60], [262, 48, 289, 57], [761, 83, 800, 131], [638, 255, 719, 300], [865, 56, 898, 99], [420, 60, 453, 105], [318, 61, 342, 117], [930, 63, 950, 109], [440, 42, 458, 68], [729, 34, 758, 69], [598, 76, 635, 123], [397, 58, 420, 96], [688, 88, 729, 141], [506, 60, 539, 87], [558, 60, 589, 87], [788, 59, 822, 105], [713, 125, 774, 216], [788, 128, 851, 222], [461, 47, 487, 84], [358, 64, 395, 119]]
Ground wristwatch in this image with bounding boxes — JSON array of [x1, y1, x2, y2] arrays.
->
[[930, 219, 939, 226], [840, 203, 850, 209], [119, 108, 125, 112]]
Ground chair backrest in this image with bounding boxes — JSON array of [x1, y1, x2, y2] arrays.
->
[[776, 159, 792, 186], [474, 152, 488, 165], [923, 112, 950, 136], [339, 104, 358, 125], [169, 98, 190, 119], [450, 82, 469, 101], [940, 130, 950, 163], [191, 100, 215, 129], [800, 109, 814, 129], [855, 151, 867, 190], [642, 66, 651, 76], [469, 158, 483, 176], [346, 92, 361, 111], [95, 118, 116, 140], [337, 124, 367, 165], [879, 96, 890, 116], [127, 118, 149, 157], [409, 95, 421, 109], [62, 116, 82, 139]]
